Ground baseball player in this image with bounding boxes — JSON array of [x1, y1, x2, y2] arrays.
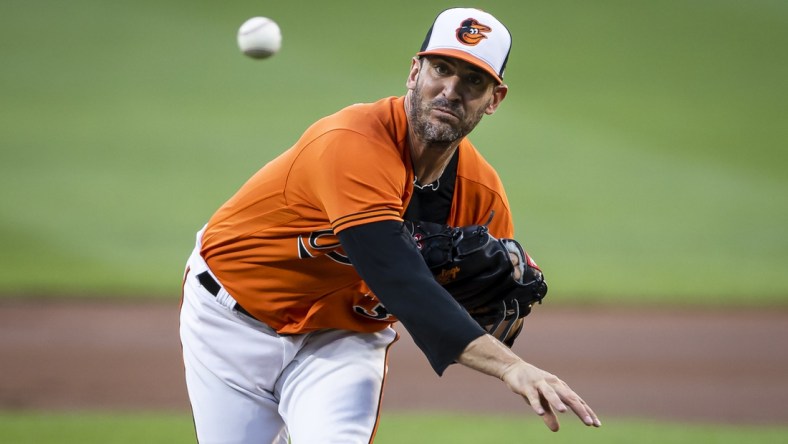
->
[[180, 7, 600, 443]]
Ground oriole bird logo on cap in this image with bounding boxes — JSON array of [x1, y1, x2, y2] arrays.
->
[[455, 18, 492, 46]]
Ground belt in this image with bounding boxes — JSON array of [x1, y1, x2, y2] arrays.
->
[[196, 271, 254, 318]]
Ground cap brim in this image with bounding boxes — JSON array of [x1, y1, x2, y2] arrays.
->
[[417, 49, 503, 84]]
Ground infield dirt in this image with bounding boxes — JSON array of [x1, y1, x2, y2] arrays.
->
[[1, 299, 786, 425]]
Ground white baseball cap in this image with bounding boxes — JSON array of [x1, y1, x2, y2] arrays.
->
[[417, 8, 512, 84]]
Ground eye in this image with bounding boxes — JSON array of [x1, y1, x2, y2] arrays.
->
[[434, 62, 450, 75], [466, 73, 484, 86]]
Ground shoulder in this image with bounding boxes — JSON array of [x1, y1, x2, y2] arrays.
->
[[452, 140, 514, 236], [456, 140, 505, 190], [312, 96, 407, 142], [293, 96, 408, 164]]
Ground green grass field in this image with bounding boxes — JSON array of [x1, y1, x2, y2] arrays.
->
[[1, 0, 787, 304], [1, 412, 788, 444]]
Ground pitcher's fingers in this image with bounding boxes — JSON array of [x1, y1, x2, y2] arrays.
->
[[563, 394, 599, 427], [583, 401, 602, 427], [521, 386, 546, 416], [536, 382, 568, 413], [539, 393, 560, 432]]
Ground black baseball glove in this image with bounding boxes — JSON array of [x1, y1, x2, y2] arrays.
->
[[404, 219, 547, 346]]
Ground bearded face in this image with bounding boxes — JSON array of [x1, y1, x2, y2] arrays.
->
[[408, 72, 491, 145]]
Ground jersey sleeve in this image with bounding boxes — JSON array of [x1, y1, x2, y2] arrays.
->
[[309, 130, 409, 233], [451, 142, 516, 239]]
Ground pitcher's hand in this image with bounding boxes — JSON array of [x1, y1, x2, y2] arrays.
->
[[500, 361, 601, 432]]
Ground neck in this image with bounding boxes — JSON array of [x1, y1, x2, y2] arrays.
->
[[405, 94, 459, 185], [408, 130, 458, 186]]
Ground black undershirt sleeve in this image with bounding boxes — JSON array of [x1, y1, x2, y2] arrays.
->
[[338, 219, 486, 375]]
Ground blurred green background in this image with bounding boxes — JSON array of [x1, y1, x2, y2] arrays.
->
[[2, 1, 787, 442], [1, 0, 786, 306]]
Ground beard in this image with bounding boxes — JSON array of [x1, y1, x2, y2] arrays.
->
[[408, 81, 489, 145]]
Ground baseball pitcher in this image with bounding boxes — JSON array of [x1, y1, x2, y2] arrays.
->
[[180, 7, 601, 443]]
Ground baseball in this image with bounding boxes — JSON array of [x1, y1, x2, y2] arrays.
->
[[237, 17, 282, 59]]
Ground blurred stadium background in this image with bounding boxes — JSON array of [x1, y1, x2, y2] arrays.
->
[[1, 0, 787, 442], [1, 0, 786, 304]]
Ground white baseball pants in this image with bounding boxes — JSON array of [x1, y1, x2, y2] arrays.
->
[[180, 242, 398, 444]]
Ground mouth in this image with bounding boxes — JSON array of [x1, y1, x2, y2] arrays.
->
[[432, 106, 460, 120]]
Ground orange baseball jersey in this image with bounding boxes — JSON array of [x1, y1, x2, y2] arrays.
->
[[200, 96, 515, 334]]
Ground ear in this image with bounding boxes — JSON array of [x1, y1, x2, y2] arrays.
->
[[485, 84, 508, 115], [406, 57, 421, 90]]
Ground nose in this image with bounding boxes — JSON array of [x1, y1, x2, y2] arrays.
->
[[439, 75, 463, 101]]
